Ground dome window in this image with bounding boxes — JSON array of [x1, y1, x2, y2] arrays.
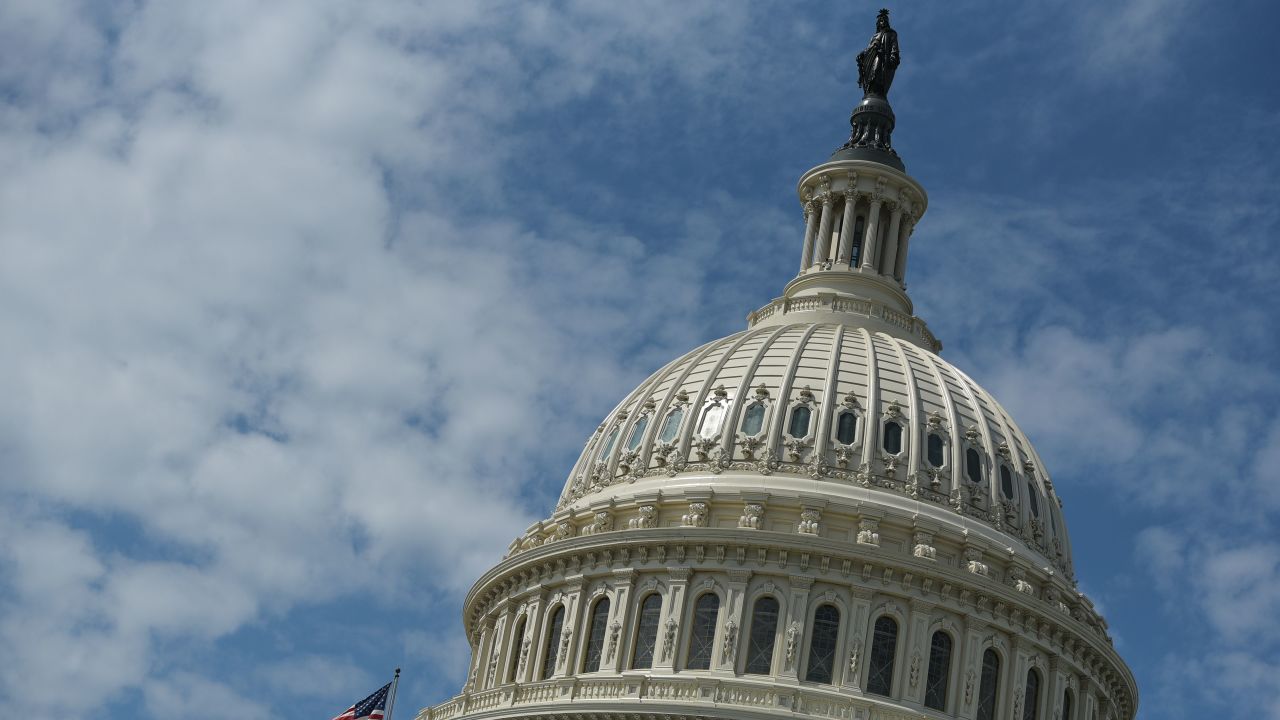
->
[[927, 433, 945, 468], [924, 631, 953, 711], [867, 615, 899, 696], [541, 605, 565, 679], [1023, 668, 1042, 720], [582, 597, 611, 673], [658, 407, 684, 443], [965, 447, 983, 483], [788, 405, 812, 438], [507, 615, 526, 682], [631, 594, 662, 670], [598, 426, 620, 462], [882, 420, 903, 455], [804, 604, 841, 684], [744, 596, 780, 675], [1027, 482, 1040, 517], [698, 404, 726, 439], [1000, 465, 1015, 500], [976, 649, 1001, 720], [741, 403, 766, 437], [625, 415, 649, 450], [686, 593, 720, 670], [836, 411, 858, 444]]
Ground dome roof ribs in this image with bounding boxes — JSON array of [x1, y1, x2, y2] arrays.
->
[[717, 324, 793, 460]]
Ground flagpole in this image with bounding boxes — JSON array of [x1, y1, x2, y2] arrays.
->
[[385, 668, 401, 720]]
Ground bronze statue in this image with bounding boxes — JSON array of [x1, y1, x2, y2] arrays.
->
[[857, 9, 899, 98]]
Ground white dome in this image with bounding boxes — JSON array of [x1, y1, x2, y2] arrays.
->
[[560, 321, 1074, 579]]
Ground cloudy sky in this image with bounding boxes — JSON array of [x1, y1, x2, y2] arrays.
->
[[1, 0, 1277, 718]]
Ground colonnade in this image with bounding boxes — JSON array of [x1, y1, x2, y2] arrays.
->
[[799, 181, 920, 284]]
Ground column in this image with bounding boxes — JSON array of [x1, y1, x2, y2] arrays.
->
[[607, 569, 636, 673], [836, 191, 858, 265], [879, 204, 904, 277], [958, 620, 987, 720], [780, 575, 814, 680], [894, 213, 917, 283], [1046, 657, 1064, 720], [553, 577, 586, 678], [859, 196, 884, 271], [518, 592, 545, 683], [799, 201, 818, 272], [813, 195, 835, 268], [718, 570, 752, 671], [903, 600, 933, 706], [466, 622, 493, 692], [655, 567, 691, 671], [842, 591, 873, 690]]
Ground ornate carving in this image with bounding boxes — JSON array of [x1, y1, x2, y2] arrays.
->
[[682, 502, 709, 528], [964, 668, 976, 705], [1010, 566, 1035, 595], [739, 503, 764, 529], [606, 620, 621, 662], [785, 621, 802, 670], [723, 620, 739, 661], [661, 618, 678, 661], [629, 505, 658, 529], [857, 518, 881, 546], [581, 510, 614, 535], [909, 650, 921, 688], [557, 628, 572, 668], [912, 530, 937, 560], [965, 547, 989, 576], [517, 636, 531, 677], [755, 447, 780, 475], [848, 637, 863, 677], [798, 508, 822, 535], [544, 521, 573, 545]]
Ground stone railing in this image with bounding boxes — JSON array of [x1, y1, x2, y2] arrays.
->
[[747, 295, 940, 352], [416, 674, 924, 720]]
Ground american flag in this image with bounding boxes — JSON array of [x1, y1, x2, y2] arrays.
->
[[330, 681, 392, 720]]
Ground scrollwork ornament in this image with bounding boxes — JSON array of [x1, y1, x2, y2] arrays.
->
[[909, 650, 921, 687], [785, 621, 802, 670], [662, 618, 678, 661], [723, 620, 739, 662], [606, 620, 621, 662]]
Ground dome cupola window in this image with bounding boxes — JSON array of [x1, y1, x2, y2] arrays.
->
[[976, 648, 1001, 720], [685, 593, 721, 670], [744, 596, 780, 675], [541, 605, 566, 680], [581, 597, 611, 672], [657, 406, 684, 444], [866, 615, 899, 696], [630, 594, 662, 670], [924, 630, 953, 711]]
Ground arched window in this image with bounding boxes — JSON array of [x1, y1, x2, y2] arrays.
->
[[507, 615, 527, 682], [1000, 465, 1015, 500], [788, 406, 812, 438], [924, 631, 952, 711], [866, 615, 898, 696], [625, 416, 649, 450], [966, 447, 983, 483], [686, 593, 720, 670], [851, 215, 866, 265], [598, 426, 620, 461], [976, 649, 1000, 720], [1028, 482, 1040, 518], [927, 433, 945, 467], [882, 421, 903, 455], [805, 604, 841, 684], [741, 403, 766, 436], [541, 605, 565, 679], [836, 411, 858, 444], [631, 594, 662, 669], [582, 597, 611, 672], [699, 404, 725, 439], [1024, 668, 1042, 720], [744, 596, 780, 675], [1063, 688, 1075, 720], [658, 407, 684, 443]]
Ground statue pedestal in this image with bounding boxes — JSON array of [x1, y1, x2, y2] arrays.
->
[[834, 95, 903, 171]]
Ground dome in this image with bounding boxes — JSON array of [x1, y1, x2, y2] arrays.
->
[[556, 322, 1074, 579]]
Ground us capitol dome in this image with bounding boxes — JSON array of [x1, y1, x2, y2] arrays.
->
[[419, 11, 1137, 720]]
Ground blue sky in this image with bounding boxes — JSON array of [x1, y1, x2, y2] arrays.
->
[[1, 1, 1277, 718]]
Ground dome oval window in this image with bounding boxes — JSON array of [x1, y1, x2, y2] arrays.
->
[[882, 420, 903, 455], [626, 415, 649, 450], [965, 447, 983, 483], [788, 406, 812, 438], [1027, 482, 1040, 518], [741, 403, 766, 437], [836, 411, 858, 444], [927, 433, 945, 468], [1000, 465, 1015, 500], [699, 404, 726, 439], [658, 407, 684, 443], [598, 426, 620, 461]]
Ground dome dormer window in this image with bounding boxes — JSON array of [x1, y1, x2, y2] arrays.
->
[[742, 402, 767, 436], [1027, 482, 1040, 518], [625, 415, 649, 451], [598, 426, 620, 462], [927, 432, 945, 468], [882, 420, 903, 455], [1000, 465, 1015, 500], [836, 411, 859, 444], [699, 404, 726, 439], [965, 447, 983, 483], [658, 406, 684, 444], [788, 405, 812, 438]]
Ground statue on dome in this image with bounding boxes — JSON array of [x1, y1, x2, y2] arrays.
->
[[857, 9, 900, 98]]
